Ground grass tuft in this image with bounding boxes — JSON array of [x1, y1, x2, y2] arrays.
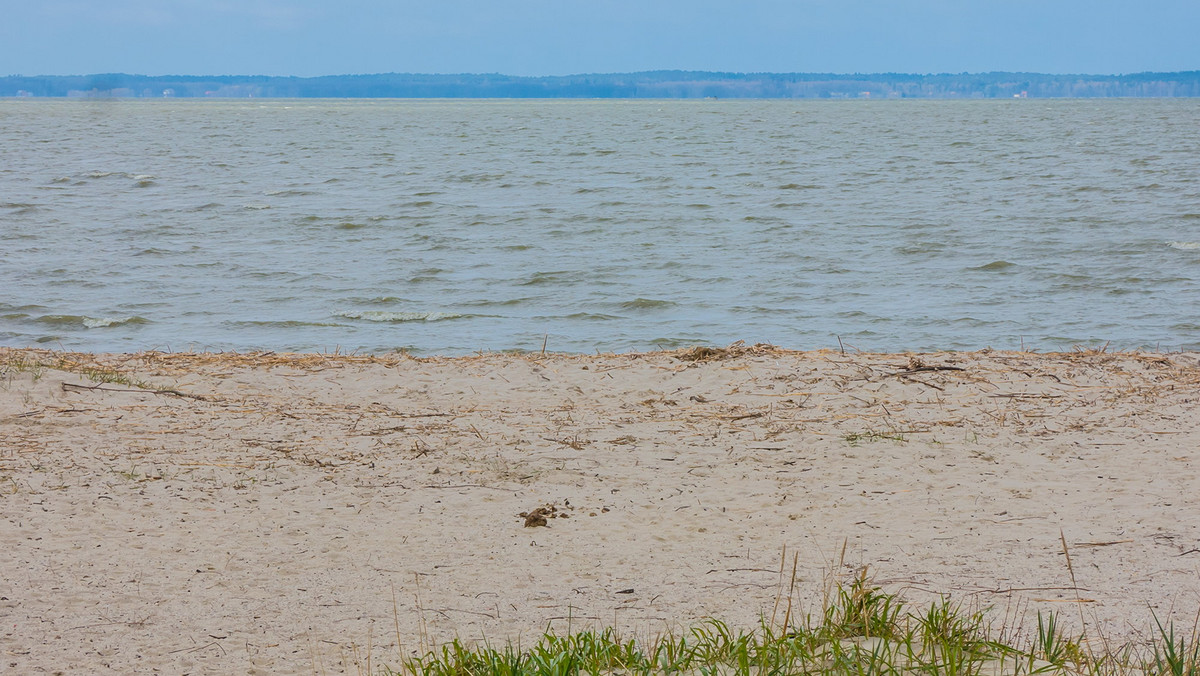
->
[[1151, 612, 1200, 676], [384, 575, 1199, 675]]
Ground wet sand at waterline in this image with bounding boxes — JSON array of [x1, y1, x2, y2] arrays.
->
[[2, 345, 1198, 673]]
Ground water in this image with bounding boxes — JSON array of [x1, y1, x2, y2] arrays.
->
[[2, 98, 1199, 355]]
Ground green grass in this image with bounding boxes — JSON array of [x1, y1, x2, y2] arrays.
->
[[384, 574, 1198, 675], [0, 352, 48, 384], [76, 365, 158, 390], [843, 430, 908, 446], [1, 350, 158, 391]]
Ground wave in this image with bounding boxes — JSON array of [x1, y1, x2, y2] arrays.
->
[[34, 314, 149, 328], [80, 171, 157, 181], [84, 316, 149, 328], [1167, 241, 1199, 250], [561, 313, 622, 321], [644, 336, 708, 349], [621, 298, 677, 310], [461, 297, 531, 308], [230, 320, 349, 329], [969, 260, 1017, 271], [343, 296, 410, 306], [335, 310, 467, 322], [521, 271, 579, 286]]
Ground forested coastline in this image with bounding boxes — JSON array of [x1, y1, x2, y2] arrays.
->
[[4, 70, 1200, 98]]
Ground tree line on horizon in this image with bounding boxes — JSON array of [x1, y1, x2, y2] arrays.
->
[[3, 70, 1200, 99]]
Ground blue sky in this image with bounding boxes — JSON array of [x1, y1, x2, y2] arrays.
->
[[2, 0, 1197, 76]]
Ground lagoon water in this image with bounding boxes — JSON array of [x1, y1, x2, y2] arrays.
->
[[1, 98, 1198, 355]]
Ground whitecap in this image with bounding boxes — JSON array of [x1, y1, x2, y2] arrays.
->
[[82, 316, 143, 328], [1167, 241, 1199, 250], [335, 310, 464, 322]]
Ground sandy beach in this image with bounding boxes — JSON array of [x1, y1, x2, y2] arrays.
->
[[2, 344, 1198, 674]]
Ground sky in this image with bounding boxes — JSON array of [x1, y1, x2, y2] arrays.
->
[[2, 0, 1198, 77]]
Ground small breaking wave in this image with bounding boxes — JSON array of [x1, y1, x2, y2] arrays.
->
[[80, 171, 157, 182], [521, 271, 579, 286], [348, 296, 409, 305], [1, 202, 39, 215], [1167, 241, 1199, 250], [335, 310, 466, 322], [562, 312, 622, 321], [83, 316, 149, 329], [35, 314, 149, 329], [231, 320, 349, 329], [621, 298, 677, 310], [969, 260, 1017, 271]]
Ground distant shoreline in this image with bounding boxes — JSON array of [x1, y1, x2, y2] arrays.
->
[[4, 69, 1200, 99]]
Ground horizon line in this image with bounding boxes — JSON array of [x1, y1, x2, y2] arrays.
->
[[8, 68, 1200, 79]]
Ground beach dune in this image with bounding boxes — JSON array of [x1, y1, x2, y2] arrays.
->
[[2, 345, 1198, 673]]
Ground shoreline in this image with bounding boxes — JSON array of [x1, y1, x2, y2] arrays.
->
[[3, 345, 1199, 672]]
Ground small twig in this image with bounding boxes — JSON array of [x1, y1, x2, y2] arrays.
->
[[901, 376, 945, 391], [65, 617, 151, 631], [886, 366, 966, 378], [720, 411, 765, 421], [971, 586, 1092, 595], [169, 640, 225, 655], [421, 483, 510, 490], [61, 381, 207, 400], [435, 607, 497, 619]]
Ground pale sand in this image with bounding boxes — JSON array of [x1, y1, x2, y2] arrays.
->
[[2, 345, 1198, 674]]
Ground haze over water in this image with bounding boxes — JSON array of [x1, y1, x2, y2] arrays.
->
[[2, 98, 1198, 355]]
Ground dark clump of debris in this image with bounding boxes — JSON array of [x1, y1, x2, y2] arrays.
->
[[519, 503, 571, 527], [674, 341, 778, 363]]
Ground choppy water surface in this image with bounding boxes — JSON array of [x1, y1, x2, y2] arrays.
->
[[2, 98, 1198, 354]]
